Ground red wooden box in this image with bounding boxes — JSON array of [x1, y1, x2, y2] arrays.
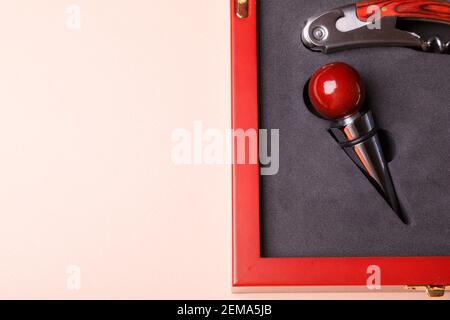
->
[[230, 0, 450, 296]]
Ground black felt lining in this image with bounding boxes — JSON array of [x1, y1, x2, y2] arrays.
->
[[258, 0, 450, 257]]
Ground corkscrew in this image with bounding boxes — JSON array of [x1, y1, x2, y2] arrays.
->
[[302, 0, 450, 54]]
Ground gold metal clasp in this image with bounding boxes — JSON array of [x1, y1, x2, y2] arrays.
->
[[235, 0, 249, 19], [406, 285, 447, 298]]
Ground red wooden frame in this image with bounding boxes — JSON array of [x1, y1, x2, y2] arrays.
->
[[231, 0, 450, 289]]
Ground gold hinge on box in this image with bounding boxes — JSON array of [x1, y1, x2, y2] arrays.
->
[[405, 285, 448, 298], [235, 0, 249, 19]]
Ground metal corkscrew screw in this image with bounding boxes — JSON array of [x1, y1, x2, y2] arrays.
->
[[422, 37, 450, 54]]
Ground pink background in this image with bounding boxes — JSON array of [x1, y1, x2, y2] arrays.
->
[[0, 0, 446, 299]]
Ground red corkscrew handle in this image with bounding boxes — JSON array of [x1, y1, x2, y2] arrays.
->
[[356, 0, 450, 24]]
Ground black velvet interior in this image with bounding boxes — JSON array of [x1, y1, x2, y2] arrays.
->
[[259, 0, 450, 257]]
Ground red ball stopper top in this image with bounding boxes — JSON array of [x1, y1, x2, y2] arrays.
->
[[308, 62, 365, 120]]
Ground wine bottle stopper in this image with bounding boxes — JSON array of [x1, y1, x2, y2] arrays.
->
[[307, 62, 406, 223]]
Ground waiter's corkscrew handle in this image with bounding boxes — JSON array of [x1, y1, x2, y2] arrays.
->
[[356, 0, 450, 24], [302, 0, 450, 53]]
